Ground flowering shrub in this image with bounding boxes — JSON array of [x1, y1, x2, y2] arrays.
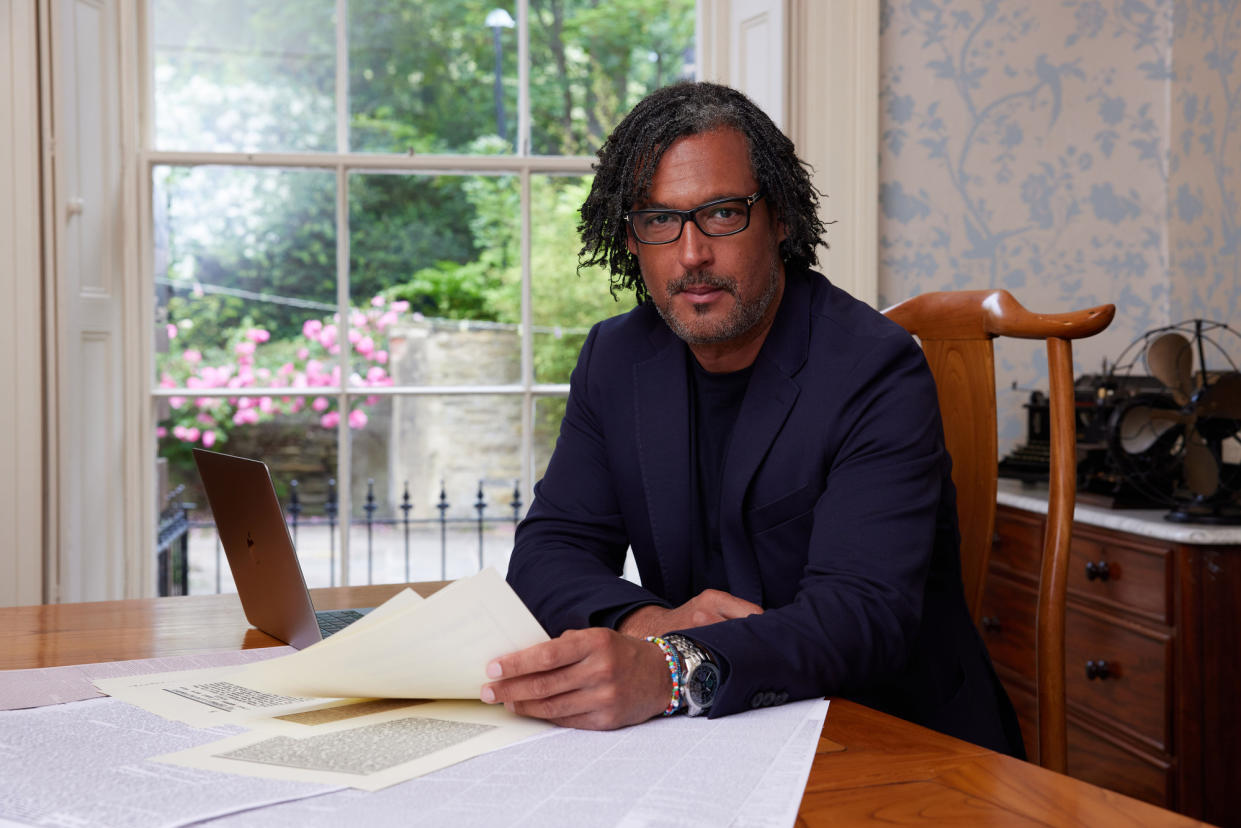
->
[[157, 296, 411, 448]]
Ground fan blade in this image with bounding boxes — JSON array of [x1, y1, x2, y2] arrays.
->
[[1198, 372, 1241, 419], [1146, 332, 1195, 404], [1184, 436, 1219, 496], [1118, 405, 1183, 453]]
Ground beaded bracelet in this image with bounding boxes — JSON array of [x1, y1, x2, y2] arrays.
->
[[645, 635, 682, 716]]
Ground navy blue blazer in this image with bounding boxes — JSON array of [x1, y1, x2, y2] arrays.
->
[[508, 267, 1024, 756]]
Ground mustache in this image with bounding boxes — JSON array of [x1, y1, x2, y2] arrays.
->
[[667, 272, 739, 295]]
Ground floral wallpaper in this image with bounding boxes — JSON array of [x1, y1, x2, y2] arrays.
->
[[878, 0, 1240, 451]]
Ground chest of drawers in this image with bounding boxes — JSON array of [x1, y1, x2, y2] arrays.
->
[[983, 495, 1241, 825]]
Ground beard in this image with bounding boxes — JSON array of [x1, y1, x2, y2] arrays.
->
[[650, 254, 782, 346]]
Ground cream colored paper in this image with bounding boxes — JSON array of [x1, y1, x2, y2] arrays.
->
[[230, 567, 549, 699], [91, 588, 428, 727], [155, 699, 553, 792]]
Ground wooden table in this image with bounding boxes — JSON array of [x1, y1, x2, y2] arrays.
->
[[0, 585, 1207, 826]]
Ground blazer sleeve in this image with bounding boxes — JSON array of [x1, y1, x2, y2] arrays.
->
[[506, 324, 671, 633], [682, 331, 955, 717]]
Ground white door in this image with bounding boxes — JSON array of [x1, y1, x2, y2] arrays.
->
[[48, 0, 133, 601]]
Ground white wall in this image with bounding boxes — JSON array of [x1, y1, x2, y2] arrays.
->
[[1, 0, 47, 606]]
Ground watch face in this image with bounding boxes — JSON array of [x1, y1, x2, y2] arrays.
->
[[687, 663, 720, 707]]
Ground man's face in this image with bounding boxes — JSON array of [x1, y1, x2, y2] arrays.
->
[[626, 128, 786, 351]]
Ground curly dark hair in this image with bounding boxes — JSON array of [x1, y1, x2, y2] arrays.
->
[[578, 81, 825, 304]]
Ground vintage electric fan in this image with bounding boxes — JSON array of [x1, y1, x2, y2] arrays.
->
[[1105, 320, 1241, 523]]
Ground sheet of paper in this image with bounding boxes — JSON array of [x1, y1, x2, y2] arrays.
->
[[157, 699, 553, 791], [89, 588, 429, 727], [0, 647, 293, 711], [93, 664, 364, 728], [0, 697, 340, 828], [231, 567, 549, 699], [196, 698, 831, 828]]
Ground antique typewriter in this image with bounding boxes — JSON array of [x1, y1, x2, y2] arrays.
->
[[998, 374, 1166, 506]]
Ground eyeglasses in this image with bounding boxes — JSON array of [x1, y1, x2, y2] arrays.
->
[[624, 192, 764, 245]]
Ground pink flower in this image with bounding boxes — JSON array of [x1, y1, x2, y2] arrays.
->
[[173, 425, 187, 440], [348, 408, 368, 429], [375, 350, 388, 364], [234, 340, 256, 357], [297, 347, 309, 360], [351, 310, 367, 328], [259, 396, 274, 413], [202, 430, 216, 448], [289, 398, 304, 413], [303, 319, 323, 339], [377, 311, 398, 330], [160, 373, 176, 388], [246, 328, 270, 343], [196, 412, 214, 426], [355, 336, 375, 358], [329, 344, 340, 355], [167, 323, 178, 340], [366, 395, 379, 406], [156, 426, 167, 438], [366, 366, 387, 383], [371, 295, 385, 307], [318, 324, 337, 348], [169, 396, 185, 409], [183, 349, 202, 364], [237, 397, 253, 409], [184, 427, 200, 443], [320, 411, 340, 429], [348, 328, 362, 344], [278, 362, 295, 377], [392, 300, 410, 312], [312, 396, 329, 412]]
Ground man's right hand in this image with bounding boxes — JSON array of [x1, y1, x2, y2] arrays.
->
[[617, 589, 763, 638]]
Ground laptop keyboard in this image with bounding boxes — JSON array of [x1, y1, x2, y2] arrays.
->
[[315, 609, 366, 637]]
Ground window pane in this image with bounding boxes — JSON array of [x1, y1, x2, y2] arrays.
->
[[349, 172, 521, 387], [162, 409, 339, 594], [349, 1, 517, 154], [531, 175, 629, 384], [347, 394, 523, 583], [150, 0, 336, 152], [529, 0, 696, 155], [154, 166, 338, 445]]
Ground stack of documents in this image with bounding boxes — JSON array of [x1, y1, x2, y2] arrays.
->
[[0, 567, 829, 827]]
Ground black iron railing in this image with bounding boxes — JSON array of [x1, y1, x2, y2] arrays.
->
[[158, 477, 523, 596]]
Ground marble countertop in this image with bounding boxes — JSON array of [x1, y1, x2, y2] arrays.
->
[[995, 478, 1241, 545]]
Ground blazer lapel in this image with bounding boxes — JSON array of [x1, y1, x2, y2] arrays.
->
[[633, 330, 693, 603], [718, 269, 813, 604]]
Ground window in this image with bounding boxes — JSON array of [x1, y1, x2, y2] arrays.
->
[[148, 0, 696, 592]]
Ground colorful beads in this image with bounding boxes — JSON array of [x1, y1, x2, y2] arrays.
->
[[645, 635, 682, 716]]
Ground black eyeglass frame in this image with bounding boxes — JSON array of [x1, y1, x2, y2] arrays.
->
[[624, 192, 765, 245]]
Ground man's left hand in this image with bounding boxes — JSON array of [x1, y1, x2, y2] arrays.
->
[[480, 628, 672, 730]]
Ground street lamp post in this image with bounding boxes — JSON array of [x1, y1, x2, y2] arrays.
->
[[485, 8, 515, 145]]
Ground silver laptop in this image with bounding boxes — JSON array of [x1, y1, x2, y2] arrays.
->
[[192, 449, 371, 649]]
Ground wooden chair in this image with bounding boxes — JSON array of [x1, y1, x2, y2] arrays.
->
[[881, 290, 1114, 773]]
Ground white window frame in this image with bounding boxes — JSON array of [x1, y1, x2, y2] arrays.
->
[[14, 0, 876, 602]]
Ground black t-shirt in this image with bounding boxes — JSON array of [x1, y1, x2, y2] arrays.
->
[[687, 352, 753, 595]]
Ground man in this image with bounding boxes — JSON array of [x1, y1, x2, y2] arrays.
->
[[480, 81, 1023, 757]]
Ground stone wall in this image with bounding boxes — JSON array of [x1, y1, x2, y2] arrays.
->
[[387, 319, 524, 521]]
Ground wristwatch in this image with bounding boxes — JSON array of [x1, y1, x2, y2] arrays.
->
[[664, 634, 720, 716]]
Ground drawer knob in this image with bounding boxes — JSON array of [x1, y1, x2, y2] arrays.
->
[[1085, 659, 1111, 680], [1085, 560, 1111, 582], [980, 616, 1002, 633]]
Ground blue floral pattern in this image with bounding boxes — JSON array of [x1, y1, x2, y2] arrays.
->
[[878, 0, 1237, 449]]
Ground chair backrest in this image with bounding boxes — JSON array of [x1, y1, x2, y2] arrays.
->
[[882, 290, 1114, 773]]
